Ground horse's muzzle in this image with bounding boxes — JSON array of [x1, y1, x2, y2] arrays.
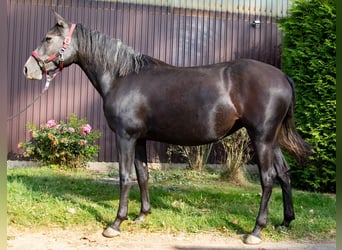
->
[[23, 56, 43, 80]]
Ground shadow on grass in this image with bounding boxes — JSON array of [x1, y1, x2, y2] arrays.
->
[[7, 167, 337, 245], [7, 168, 263, 235], [7, 171, 120, 225]]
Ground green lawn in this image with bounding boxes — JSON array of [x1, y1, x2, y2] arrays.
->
[[7, 167, 336, 242]]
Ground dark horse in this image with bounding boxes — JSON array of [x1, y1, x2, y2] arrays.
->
[[23, 12, 310, 244]]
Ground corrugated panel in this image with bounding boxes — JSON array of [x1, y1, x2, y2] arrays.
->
[[7, 0, 289, 162], [99, 0, 290, 17]]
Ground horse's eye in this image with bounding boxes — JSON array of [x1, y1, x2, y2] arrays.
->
[[45, 36, 52, 42]]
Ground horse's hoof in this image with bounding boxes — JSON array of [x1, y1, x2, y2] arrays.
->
[[102, 226, 121, 238], [134, 214, 146, 223], [276, 225, 289, 233], [244, 234, 262, 245]]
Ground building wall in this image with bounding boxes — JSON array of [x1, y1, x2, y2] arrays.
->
[[7, 0, 290, 162]]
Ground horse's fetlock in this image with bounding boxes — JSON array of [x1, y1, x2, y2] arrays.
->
[[141, 208, 152, 215], [256, 219, 267, 229], [117, 213, 128, 221]]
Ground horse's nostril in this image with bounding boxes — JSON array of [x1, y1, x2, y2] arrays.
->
[[24, 66, 28, 76]]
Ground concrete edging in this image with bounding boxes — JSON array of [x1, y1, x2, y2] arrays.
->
[[7, 160, 258, 174]]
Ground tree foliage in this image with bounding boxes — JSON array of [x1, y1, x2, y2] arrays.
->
[[278, 0, 336, 192]]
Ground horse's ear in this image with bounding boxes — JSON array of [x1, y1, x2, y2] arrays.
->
[[53, 11, 68, 28]]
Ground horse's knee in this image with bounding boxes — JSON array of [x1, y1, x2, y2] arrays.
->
[[120, 174, 135, 187]]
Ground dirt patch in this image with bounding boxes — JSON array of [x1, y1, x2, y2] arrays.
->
[[7, 227, 335, 250]]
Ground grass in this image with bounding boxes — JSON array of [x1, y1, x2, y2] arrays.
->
[[7, 167, 336, 242]]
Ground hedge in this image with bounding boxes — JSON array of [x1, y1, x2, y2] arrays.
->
[[278, 0, 336, 192]]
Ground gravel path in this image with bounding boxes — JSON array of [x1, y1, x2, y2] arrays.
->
[[7, 227, 336, 250]]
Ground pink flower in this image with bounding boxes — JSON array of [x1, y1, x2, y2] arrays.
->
[[46, 119, 57, 127], [81, 124, 91, 135], [68, 127, 75, 132], [17, 143, 22, 149]]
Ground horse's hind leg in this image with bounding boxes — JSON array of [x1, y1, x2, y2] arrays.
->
[[134, 139, 151, 222], [244, 139, 277, 244], [274, 147, 295, 227]]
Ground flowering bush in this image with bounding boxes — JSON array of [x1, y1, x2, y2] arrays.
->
[[18, 114, 101, 168]]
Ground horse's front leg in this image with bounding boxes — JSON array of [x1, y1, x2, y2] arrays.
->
[[134, 139, 151, 222], [103, 134, 136, 238]]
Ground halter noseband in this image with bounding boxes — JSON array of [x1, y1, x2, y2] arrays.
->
[[31, 23, 76, 77]]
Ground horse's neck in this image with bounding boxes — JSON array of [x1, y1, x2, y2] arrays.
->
[[74, 25, 137, 96], [74, 24, 169, 96]]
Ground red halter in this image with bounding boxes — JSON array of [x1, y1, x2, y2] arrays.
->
[[31, 23, 76, 76]]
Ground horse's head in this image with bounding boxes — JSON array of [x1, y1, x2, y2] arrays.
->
[[23, 12, 77, 80]]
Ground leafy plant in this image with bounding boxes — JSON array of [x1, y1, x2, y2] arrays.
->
[[278, 0, 336, 192], [167, 144, 213, 171], [18, 114, 101, 168]]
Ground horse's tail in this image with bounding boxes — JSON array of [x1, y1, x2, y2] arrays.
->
[[278, 75, 311, 161]]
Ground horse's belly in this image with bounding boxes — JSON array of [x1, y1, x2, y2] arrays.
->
[[145, 103, 238, 145]]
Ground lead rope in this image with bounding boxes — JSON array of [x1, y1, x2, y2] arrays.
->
[[7, 76, 53, 121]]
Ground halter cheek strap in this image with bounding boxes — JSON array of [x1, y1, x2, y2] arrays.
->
[[31, 23, 76, 81], [8, 24, 77, 120]]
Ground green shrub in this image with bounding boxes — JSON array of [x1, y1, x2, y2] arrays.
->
[[278, 0, 336, 192], [18, 114, 101, 168]]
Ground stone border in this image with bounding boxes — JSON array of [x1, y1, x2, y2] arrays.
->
[[7, 160, 258, 175]]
